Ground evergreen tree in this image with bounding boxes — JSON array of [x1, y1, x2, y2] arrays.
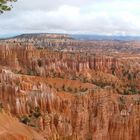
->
[[0, 0, 17, 13]]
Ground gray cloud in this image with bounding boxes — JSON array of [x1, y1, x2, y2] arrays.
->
[[0, 0, 140, 37]]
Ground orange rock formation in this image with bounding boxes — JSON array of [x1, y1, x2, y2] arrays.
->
[[0, 34, 140, 140]]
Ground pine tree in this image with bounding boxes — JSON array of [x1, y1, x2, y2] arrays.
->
[[0, 0, 17, 13]]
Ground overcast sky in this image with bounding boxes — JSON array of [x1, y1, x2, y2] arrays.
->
[[0, 0, 140, 37]]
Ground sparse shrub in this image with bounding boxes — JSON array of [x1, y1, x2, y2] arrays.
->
[[20, 115, 30, 125], [59, 74, 65, 79], [118, 96, 125, 105], [124, 83, 138, 95], [134, 98, 140, 105], [111, 67, 115, 75], [29, 124, 36, 127], [71, 76, 76, 80], [62, 85, 65, 91], [37, 59, 42, 67], [123, 89, 129, 95], [27, 69, 35, 76], [33, 111, 41, 118], [67, 87, 72, 92], [15, 80, 20, 86], [82, 77, 88, 83], [33, 106, 41, 118], [127, 73, 132, 80], [15, 70, 22, 74], [37, 47, 43, 50], [128, 88, 137, 95], [80, 88, 88, 92]]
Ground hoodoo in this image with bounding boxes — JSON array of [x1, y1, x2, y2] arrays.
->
[[0, 34, 139, 139]]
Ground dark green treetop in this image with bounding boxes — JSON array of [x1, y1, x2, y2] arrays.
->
[[0, 0, 17, 13]]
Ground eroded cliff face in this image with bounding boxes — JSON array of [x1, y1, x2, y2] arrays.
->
[[4, 33, 140, 54], [0, 69, 140, 140], [0, 112, 45, 140], [0, 37, 140, 140], [0, 42, 139, 90], [0, 43, 118, 74]]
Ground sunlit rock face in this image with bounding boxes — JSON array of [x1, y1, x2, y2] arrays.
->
[[0, 34, 140, 140], [0, 112, 45, 140], [0, 42, 119, 75], [0, 69, 140, 140], [0, 69, 55, 116]]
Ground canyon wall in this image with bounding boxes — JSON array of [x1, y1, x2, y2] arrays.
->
[[0, 68, 140, 140], [0, 37, 140, 140], [0, 43, 119, 74]]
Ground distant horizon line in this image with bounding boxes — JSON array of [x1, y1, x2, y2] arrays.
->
[[0, 33, 140, 40]]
